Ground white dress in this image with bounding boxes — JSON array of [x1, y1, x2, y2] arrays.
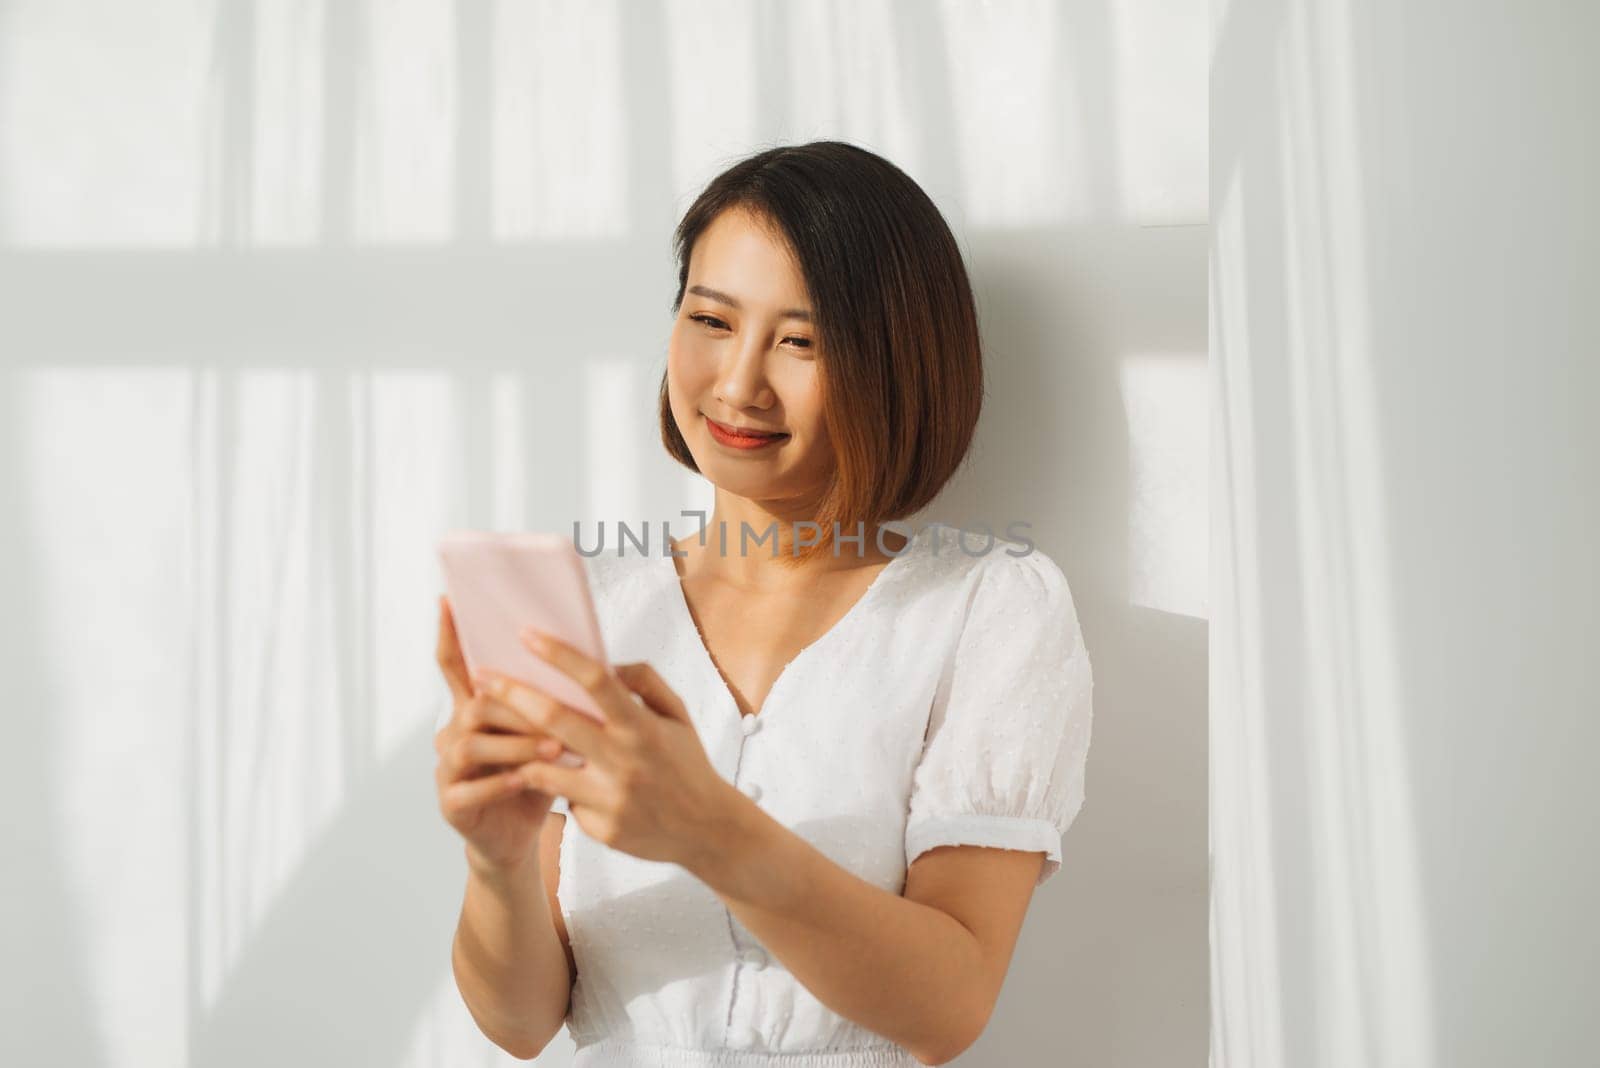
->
[[551, 521, 1094, 1067]]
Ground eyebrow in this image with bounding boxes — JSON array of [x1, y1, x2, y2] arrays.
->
[[687, 284, 813, 323]]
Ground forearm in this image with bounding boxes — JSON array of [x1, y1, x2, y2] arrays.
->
[[452, 847, 569, 1059], [685, 788, 986, 1063]]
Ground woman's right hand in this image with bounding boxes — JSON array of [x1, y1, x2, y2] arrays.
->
[[433, 593, 566, 873]]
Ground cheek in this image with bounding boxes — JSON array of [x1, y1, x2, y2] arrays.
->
[[772, 364, 825, 435], [667, 325, 718, 393]]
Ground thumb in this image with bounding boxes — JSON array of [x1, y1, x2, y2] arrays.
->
[[614, 662, 692, 727]]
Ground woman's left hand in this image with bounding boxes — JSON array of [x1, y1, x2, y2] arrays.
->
[[472, 627, 738, 869]]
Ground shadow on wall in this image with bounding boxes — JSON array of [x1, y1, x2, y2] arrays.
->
[[0, 383, 111, 1068], [188, 725, 466, 1068], [0, 0, 1208, 1066]]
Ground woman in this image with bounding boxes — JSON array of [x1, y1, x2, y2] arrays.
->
[[433, 141, 1094, 1066]]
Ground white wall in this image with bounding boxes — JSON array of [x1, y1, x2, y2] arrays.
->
[[1211, 1, 1599, 1065], [0, 2, 1207, 1065]]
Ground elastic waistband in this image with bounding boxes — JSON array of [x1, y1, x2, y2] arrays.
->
[[571, 1039, 920, 1068]]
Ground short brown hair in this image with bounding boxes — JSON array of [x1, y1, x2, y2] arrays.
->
[[658, 141, 983, 566]]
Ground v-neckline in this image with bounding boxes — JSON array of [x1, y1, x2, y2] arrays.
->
[[662, 526, 925, 723]]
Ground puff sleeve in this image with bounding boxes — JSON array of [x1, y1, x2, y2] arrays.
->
[[904, 547, 1094, 887]]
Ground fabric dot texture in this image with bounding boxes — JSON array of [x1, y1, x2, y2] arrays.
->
[[548, 521, 1094, 1066]]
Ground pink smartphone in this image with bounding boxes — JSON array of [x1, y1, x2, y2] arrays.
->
[[437, 531, 610, 766]]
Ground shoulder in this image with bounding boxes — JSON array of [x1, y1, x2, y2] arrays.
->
[[979, 536, 1071, 598], [948, 530, 1084, 657], [883, 522, 1073, 610], [946, 527, 1075, 613]]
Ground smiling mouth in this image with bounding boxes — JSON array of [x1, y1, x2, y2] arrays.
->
[[704, 416, 789, 447]]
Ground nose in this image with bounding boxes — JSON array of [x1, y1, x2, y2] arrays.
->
[[714, 333, 776, 411]]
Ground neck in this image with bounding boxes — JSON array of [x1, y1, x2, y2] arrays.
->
[[668, 493, 907, 587]]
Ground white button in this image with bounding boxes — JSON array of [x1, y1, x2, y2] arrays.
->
[[740, 714, 762, 736], [728, 1023, 764, 1050], [739, 781, 763, 802], [741, 947, 770, 970]]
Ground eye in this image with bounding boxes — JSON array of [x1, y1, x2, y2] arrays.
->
[[689, 313, 813, 353]]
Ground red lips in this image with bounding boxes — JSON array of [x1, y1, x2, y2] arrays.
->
[[706, 416, 788, 449]]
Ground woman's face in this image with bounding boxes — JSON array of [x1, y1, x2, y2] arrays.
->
[[667, 207, 831, 509]]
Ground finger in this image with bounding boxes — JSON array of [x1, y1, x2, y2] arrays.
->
[[440, 766, 531, 819], [459, 689, 548, 737], [443, 731, 550, 782], [455, 724, 573, 770], [517, 757, 604, 810], [477, 672, 616, 767], [471, 670, 566, 732], [435, 595, 472, 705], [519, 628, 646, 731], [614, 662, 692, 726], [438, 696, 538, 760]]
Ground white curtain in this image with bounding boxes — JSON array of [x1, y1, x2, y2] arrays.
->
[[0, 2, 1207, 1065], [1212, 2, 1598, 1066]]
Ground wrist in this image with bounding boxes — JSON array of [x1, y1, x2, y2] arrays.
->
[[682, 781, 777, 901], [465, 841, 541, 890]]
